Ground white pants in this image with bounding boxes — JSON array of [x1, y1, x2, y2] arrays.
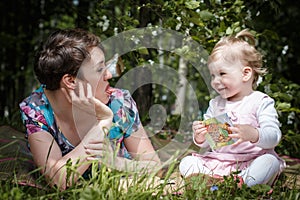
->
[[179, 154, 281, 187]]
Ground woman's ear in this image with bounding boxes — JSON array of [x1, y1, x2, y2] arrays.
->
[[242, 66, 253, 82], [61, 74, 76, 89]]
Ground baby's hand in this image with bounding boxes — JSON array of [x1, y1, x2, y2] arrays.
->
[[228, 124, 259, 146], [192, 121, 208, 144]]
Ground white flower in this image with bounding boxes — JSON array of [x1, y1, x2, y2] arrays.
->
[[131, 35, 140, 44], [176, 23, 182, 31], [256, 76, 263, 86], [152, 30, 158, 36], [103, 20, 109, 32], [148, 59, 154, 65], [114, 27, 118, 35], [102, 15, 107, 20]]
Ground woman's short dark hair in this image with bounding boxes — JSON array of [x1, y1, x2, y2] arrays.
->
[[34, 28, 102, 90]]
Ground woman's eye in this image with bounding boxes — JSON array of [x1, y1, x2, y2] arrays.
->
[[96, 61, 106, 73]]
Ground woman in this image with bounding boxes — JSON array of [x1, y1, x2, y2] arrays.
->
[[19, 28, 161, 190]]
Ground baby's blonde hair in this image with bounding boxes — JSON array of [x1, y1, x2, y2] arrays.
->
[[208, 29, 267, 89]]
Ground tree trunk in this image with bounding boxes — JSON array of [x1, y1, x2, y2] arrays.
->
[[172, 57, 187, 115]]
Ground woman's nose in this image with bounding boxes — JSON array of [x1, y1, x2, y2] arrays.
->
[[104, 69, 112, 80]]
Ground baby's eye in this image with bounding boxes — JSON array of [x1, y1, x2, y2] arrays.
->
[[220, 72, 226, 76]]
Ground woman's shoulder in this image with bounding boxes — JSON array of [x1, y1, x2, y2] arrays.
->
[[109, 88, 136, 107], [20, 85, 46, 108], [108, 87, 141, 138], [19, 85, 53, 126], [111, 88, 131, 99], [19, 86, 57, 138]]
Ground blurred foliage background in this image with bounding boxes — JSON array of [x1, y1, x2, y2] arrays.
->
[[0, 0, 299, 158]]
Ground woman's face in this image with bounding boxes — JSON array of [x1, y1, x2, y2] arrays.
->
[[78, 47, 113, 104]]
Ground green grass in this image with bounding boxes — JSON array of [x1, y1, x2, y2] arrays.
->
[[0, 159, 300, 200], [1, 125, 300, 199]]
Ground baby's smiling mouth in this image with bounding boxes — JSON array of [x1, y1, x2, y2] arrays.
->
[[217, 88, 226, 92]]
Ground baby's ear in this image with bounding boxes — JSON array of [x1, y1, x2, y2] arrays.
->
[[242, 66, 253, 81]]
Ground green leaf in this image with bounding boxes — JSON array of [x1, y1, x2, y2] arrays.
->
[[272, 92, 293, 102], [174, 45, 190, 55], [185, 0, 200, 9], [138, 48, 149, 55], [199, 10, 215, 21], [219, 21, 226, 32], [226, 27, 233, 35], [276, 102, 291, 110], [190, 17, 204, 26]]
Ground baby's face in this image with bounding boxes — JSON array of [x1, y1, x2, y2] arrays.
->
[[208, 59, 248, 101]]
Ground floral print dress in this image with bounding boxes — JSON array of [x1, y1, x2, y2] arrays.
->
[[19, 85, 141, 159]]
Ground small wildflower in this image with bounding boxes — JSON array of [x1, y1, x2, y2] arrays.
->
[[210, 185, 218, 191]]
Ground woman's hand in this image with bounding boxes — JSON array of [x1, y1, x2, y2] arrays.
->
[[62, 81, 113, 122], [193, 121, 208, 144], [62, 80, 113, 146], [62, 81, 115, 163], [84, 137, 114, 162], [228, 124, 259, 146]]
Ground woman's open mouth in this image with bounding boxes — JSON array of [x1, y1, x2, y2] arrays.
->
[[105, 85, 115, 95]]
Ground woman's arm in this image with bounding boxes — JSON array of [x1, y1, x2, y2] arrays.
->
[[29, 131, 88, 189], [29, 122, 109, 190], [116, 125, 161, 173]]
